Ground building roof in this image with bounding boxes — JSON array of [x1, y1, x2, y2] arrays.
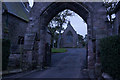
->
[[66, 21, 77, 33], [2, 2, 29, 22], [62, 21, 77, 36]]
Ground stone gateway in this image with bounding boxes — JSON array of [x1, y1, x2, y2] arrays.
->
[[2, 1, 120, 79]]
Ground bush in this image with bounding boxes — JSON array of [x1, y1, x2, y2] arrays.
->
[[2, 39, 11, 70], [99, 35, 120, 79]]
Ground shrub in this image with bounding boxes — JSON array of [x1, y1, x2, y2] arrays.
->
[[99, 35, 120, 79], [2, 39, 11, 70]]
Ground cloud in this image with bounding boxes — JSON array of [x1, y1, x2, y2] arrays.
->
[[28, 0, 34, 7]]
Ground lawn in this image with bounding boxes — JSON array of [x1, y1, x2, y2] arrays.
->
[[51, 48, 67, 53]]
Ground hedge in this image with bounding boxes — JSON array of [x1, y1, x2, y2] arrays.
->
[[99, 35, 120, 79], [2, 39, 10, 70]]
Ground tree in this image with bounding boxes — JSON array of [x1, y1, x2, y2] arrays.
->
[[48, 25, 56, 48], [104, 1, 117, 23], [48, 9, 74, 48], [78, 34, 84, 41], [78, 34, 85, 47]]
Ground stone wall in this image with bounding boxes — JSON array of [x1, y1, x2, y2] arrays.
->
[[24, 2, 108, 79], [2, 12, 28, 69], [4, 13, 28, 53], [2, 2, 119, 79]]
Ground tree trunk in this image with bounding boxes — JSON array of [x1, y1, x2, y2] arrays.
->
[[52, 40, 54, 48], [57, 24, 62, 48], [52, 38, 54, 48], [57, 33, 61, 48]]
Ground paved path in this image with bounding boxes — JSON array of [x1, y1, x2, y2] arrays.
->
[[3, 48, 89, 78]]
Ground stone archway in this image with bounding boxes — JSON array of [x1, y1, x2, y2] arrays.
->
[[39, 2, 93, 70], [24, 2, 107, 78]]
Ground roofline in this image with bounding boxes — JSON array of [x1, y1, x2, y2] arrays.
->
[[6, 11, 29, 23], [2, 2, 29, 22]]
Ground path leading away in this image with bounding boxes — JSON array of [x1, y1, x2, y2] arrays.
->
[[3, 48, 89, 78]]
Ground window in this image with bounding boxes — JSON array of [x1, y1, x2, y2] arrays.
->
[[66, 31, 73, 43], [18, 36, 24, 44]]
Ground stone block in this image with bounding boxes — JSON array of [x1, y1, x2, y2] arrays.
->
[[95, 63, 102, 77], [24, 45, 33, 50], [88, 68, 96, 79]]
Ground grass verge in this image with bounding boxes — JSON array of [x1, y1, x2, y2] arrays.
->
[[51, 48, 67, 53]]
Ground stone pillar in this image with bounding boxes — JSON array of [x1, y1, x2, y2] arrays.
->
[[95, 39, 101, 77], [94, 7, 107, 79], [95, 28, 107, 78], [87, 39, 96, 78], [37, 29, 46, 69], [87, 14, 96, 78], [23, 17, 36, 70]]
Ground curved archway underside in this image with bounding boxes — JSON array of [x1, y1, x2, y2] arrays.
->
[[40, 2, 90, 26]]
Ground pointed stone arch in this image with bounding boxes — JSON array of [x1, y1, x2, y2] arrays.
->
[[24, 2, 107, 78], [24, 2, 93, 68], [40, 2, 90, 27], [38, 2, 93, 69]]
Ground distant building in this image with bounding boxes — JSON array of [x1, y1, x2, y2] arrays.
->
[[2, 2, 29, 53], [2, 2, 30, 68], [61, 21, 79, 48]]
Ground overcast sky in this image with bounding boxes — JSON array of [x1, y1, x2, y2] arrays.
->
[[64, 13, 87, 37], [28, 0, 87, 37]]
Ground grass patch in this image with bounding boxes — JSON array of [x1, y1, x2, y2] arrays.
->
[[51, 48, 67, 53]]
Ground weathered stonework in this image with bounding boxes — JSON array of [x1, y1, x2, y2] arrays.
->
[[2, 2, 120, 79], [2, 2, 29, 69], [2, 2, 29, 54], [23, 2, 109, 78]]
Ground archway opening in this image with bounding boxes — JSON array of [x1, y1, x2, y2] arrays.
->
[[46, 9, 88, 67], [47, 9, 87, 48], [38, 2, 92, 71]]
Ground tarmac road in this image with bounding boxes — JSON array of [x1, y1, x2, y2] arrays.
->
[[3, 48, 89, 79]]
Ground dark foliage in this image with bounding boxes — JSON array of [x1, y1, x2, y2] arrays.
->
[[99, 35, 120, 79], [2, 39, 11, 70]]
